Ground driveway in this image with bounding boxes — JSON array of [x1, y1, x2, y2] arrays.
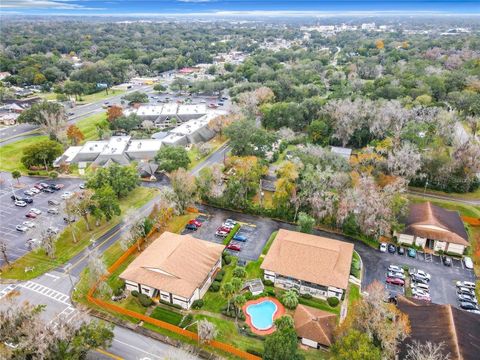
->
[[0, 172, 83, 266]]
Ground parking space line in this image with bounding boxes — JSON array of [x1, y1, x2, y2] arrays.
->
[[0, 284, 18, 300]]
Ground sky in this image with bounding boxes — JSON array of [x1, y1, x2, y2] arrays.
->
[[1, 0, 479, 17]]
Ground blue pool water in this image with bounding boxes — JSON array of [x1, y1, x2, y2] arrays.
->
[[246, 300, 277, 330]]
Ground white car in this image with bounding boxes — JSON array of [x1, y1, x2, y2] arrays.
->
[[388, 265, 405, 274], [411, 282, 429, 291], [30, 187, 40, 194], [412, 287, 430, 297], [24, 190, 35, 196], [16, 224, 29, 232], [411, 269, 431, 280], [29, 208, 42, 215], [61, 191, 73, 199], [379, 243, 387, 252], [22, 221, 36, 228], [456, 281, 476, 290], [463, 256, 474, 270], [15, 200, 27, 207], [215, 230, 229, 237], [47, 226, 60, 234], [387, 271, 406, 280]]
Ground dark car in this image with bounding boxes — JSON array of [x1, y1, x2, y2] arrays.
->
[[49, 184, 62, 191], [41, 187, 55, 193], [397, 247, 405, 255], [442, 256, 452, 266], [185, 224, 198, 231], [11, 195, 33, 204], [459, 301, 479, 311], [387, 244, 396, 254]]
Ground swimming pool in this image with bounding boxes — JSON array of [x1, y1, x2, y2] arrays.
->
[[245, 299, 278, 330]]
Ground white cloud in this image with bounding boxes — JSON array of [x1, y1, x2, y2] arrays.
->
[[177, 0, 216, 3], [0, 0, 101, 10]]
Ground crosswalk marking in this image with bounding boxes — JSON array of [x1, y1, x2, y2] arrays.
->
[[0, 284, 18, 300], [49, 306, 77, 329], [19, 281, 70, 305]]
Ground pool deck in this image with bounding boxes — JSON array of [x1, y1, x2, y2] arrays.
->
[[242, 297, 285, 336]]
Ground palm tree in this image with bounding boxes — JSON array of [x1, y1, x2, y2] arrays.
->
[[231, 277, 243, 293], [221, 282, 235, 312], [281, 290, 299, 309], [233, 295, 246, 324]]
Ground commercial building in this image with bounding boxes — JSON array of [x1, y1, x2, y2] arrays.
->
[[261, 229, 354, 299], [397, 202, 469, 255], [120, 232, 225, 309]]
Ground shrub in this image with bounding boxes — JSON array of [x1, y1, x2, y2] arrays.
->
[[263, 279, 274, 286], [223, 254, 232, 265], [281, 290, 299, 309], [138, 294, 153, 307], [218, 269, 226, 277], [159, 300, 183, 309], [215, 273, 224, 282], [233, 266, 247, 279], [245, 292, 253, 301], [191, 299, 204, 309], [267, 289, 276, 297], [113, 287, 124, 296], [27, 171, 40, 176], [300, 293, 312, 299], [209, 281, 221, 292], [327, 297, 340, 307], [131, 290, 139, 297], [247, 349, 264, 357]]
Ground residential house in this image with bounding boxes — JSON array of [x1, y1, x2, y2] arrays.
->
[[120, 232, 225, 309], [396, 296, 480, 360], [294, 304, 337, 349], [397, 202, 469, 255], [261, 229, 354, 299]]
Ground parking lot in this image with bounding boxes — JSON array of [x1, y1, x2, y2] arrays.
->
[[361, 245, 476, 307], [186, 205, 278, 261], [0, 172, 83, 266]]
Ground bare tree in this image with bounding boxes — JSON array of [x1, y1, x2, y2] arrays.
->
[[62, 198, 77, 243], [36, 222, 58, 259], [387, 142, 423, 180], [406, 341, 450, 360], [197, 319, 217, 344], [0, 240, 11, 268], [71, 190, 97, 231], [87, 249, 110, 296], [169, 168, 197, 214]]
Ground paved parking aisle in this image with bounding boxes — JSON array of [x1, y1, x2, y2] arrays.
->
[[0, 172, 83, 267]]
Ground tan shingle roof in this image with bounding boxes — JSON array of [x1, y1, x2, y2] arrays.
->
[[261, 229, 354, 289], [404, 202, 469, 246], [120, 232, 225, 298], [294, 305, 337, 347]]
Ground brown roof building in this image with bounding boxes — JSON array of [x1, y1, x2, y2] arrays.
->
[[397, 296, 480, 360], [294, 304, 337, 349], [261, 229, 354, 299], [120, 232, 224, 309], [398, 202, 469, 255]]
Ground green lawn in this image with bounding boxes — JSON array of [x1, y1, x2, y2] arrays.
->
[[408, 195, 480, 218], [0, 135, 48, 172], [245, 258, 263, 279], [188, 136, 227, 170], [296, 294, 341, 315], [39, 90, 125, 104], [348, 284, 361, 307], [262, 231, 278, 255], [150, 306, 183, 326], [76, 112, 108, 142], [193, 314, 264, 354], [0, 187, 158, 280], [202, 259, 237, 313]]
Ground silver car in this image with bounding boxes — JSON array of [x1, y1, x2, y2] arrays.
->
[[16, 224, 29, 232]]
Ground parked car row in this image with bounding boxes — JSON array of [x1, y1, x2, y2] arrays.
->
[[386, 264, 406, 287], [410, 269, 432, 302], [183, 217, 205, 232], [456, 281, 479, 313], [379, 243, 416, 257], [214, 219, 236, 237]]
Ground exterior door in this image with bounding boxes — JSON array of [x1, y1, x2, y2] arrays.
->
[[426, 239, 434, 249]]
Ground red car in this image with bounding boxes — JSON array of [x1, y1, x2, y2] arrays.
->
[[33, 184, 44, 190], [386, 277, 405, 286], [217, 226, 231, 233], [25, 212, 37, 219], [226, 243, 241, 251], [188, 219, 202, 227]]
